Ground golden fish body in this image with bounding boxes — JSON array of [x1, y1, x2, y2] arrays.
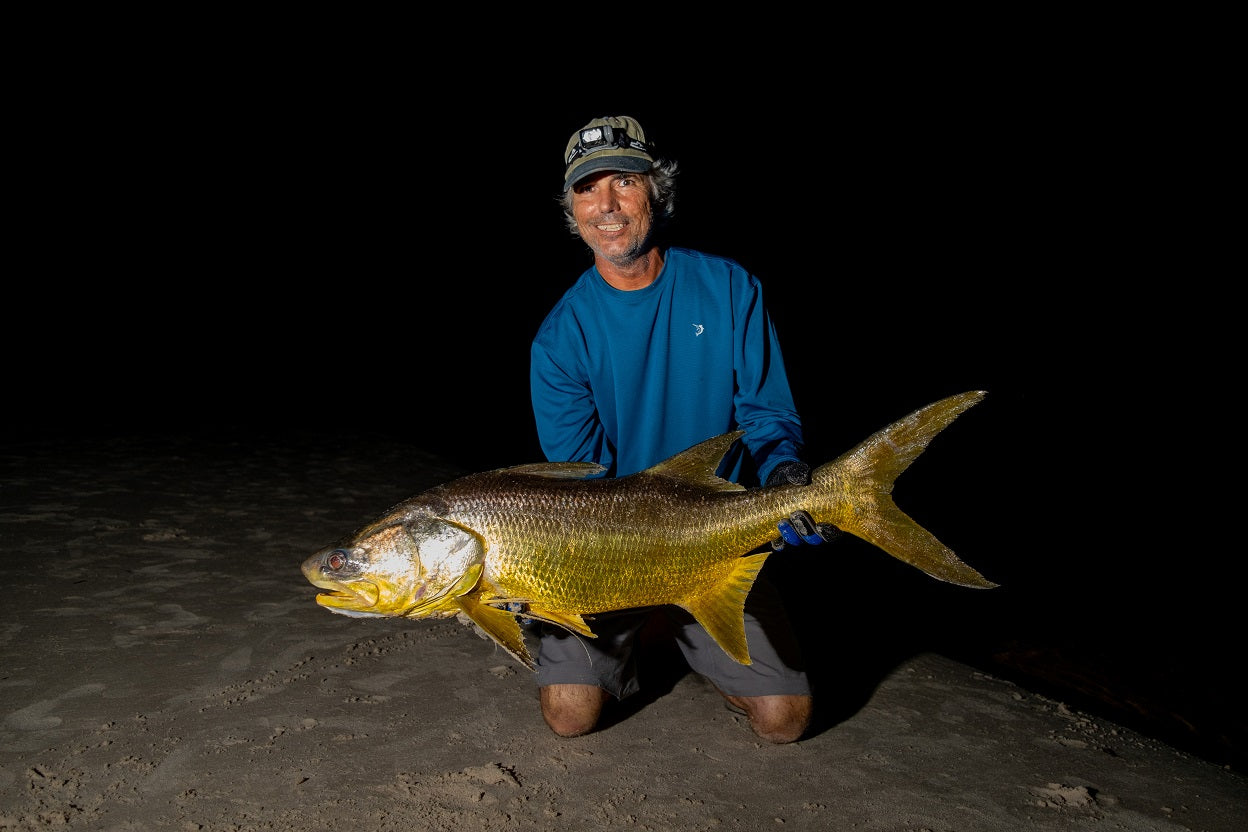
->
[[302, 390, 995, 669]]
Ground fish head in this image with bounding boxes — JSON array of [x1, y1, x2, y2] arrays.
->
[[302, 507, 485, 619]]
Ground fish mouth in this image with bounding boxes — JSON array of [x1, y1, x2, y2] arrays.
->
[[314, 582, 381, 611]]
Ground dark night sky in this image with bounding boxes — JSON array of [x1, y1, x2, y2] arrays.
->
[[20, 75, 1063, 458], [10, 58, 1237, 768]]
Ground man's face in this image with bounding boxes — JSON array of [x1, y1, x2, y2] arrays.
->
[[570, 170, 654, 267]]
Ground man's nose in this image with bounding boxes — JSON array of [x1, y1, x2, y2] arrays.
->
[[591, 187, 619, 210]]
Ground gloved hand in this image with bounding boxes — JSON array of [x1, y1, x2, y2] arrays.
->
[[766, 460, 812, 487], [772, 510, 843, 550], [764, 462, 842, 548]]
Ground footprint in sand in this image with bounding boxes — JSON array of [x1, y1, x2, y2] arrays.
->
[[219, 646, 252, 672], [4, 683, 105, 730], [113, 604, 210, 648]]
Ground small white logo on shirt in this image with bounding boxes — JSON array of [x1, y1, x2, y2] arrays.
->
[[692, 324, 704, 336]]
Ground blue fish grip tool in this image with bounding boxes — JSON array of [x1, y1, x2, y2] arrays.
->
[[772, 510, 843, 550]]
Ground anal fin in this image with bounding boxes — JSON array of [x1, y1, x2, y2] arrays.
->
[[679, 552, 769, 665]]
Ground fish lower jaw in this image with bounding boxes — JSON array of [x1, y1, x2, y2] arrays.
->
[[316, 600, 387, 619], [315, 590, 384, 616], [315, 588, 432, 618]]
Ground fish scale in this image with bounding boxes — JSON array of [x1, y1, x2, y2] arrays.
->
[[464, 476, 775, 606]]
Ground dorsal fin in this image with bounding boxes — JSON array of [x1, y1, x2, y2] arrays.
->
[[643, 431, 746, 493]]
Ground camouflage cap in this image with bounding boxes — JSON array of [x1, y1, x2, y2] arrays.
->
[[563, 115, 655, 191]]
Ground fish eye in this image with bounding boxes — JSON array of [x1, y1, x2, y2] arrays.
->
[[327, 550, 349, 570]]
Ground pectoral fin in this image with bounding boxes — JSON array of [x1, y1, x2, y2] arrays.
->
[[406, 563, 485, 617], [679, 552, 769, 665], [455, 583, 535, 669]]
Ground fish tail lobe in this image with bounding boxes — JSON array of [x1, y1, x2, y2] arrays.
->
[[822, 391, 996, 589]]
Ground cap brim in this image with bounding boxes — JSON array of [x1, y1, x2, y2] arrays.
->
[[564, 155, 652, 191]]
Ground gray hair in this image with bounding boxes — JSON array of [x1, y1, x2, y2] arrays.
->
[[559, 158, 679, 236]]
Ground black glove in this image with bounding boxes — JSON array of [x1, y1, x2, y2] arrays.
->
[[772, 510, 843, 550], [766, 460, 811, 486], [764, 462, 841, 548]]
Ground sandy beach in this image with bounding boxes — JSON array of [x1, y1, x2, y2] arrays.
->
[[1, 428, 1243, 831]]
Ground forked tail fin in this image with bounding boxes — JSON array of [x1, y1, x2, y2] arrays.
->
[[820, 390, 996, 588]]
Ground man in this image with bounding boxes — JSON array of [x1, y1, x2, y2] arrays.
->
[[529, 116, 836, 744]]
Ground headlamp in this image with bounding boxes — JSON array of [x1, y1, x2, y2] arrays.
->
[[565, 125, 653, 165]]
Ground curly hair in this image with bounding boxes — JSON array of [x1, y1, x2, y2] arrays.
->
[[559, 158, 679, 236]]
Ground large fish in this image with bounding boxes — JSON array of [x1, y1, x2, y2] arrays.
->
[[302, 390, 995, 669]]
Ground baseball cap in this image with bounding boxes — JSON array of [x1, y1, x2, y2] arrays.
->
[[563, 115, 655, 191]]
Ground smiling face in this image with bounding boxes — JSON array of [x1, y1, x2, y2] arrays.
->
[[571, 170, 656, 271]]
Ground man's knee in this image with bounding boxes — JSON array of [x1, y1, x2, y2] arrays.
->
[[539, 684, 610, 738], [726, 693, 812, 744]]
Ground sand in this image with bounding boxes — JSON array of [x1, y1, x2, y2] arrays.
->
[[1, 430, 1243, 832]]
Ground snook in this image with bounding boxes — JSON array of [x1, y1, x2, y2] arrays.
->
[[302, 390, 994, 669]]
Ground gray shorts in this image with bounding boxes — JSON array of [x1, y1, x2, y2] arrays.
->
[[533, 574, 810, 700]]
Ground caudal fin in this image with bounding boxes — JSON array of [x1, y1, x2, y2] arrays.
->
[[824, 391, 996, 588]]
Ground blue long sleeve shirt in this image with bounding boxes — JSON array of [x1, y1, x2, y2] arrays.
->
[[530, 247, 804, 485]]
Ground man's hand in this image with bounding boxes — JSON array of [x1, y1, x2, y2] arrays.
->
[[766, 460, 811, 487], [773, 510, 842, 550], [764, 463, 842, 548]]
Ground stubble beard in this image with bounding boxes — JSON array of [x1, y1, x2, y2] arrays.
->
[[589, 226, 654, 270]]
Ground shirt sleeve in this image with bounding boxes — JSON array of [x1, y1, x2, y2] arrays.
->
[[730, 271, 805, 485], [530, 327, 614, 473]]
